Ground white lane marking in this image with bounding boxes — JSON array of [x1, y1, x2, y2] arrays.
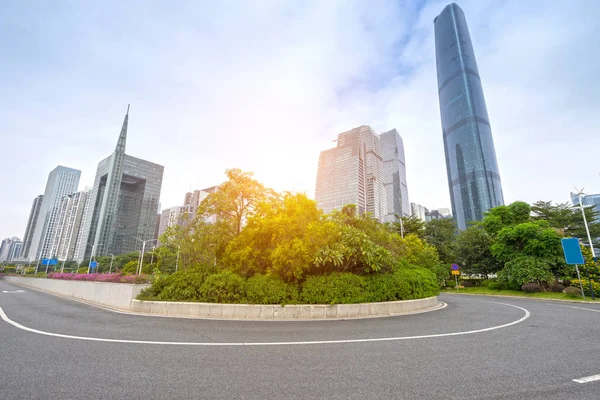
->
[[573, 374, 600, 383], [550, 304, 600, 313], [2, 290, 25, 293], [0, 301, 530, 346]]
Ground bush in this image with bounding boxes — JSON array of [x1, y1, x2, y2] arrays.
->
[[521, 283, 541, 293], [200, 271, 247, 303], [487, 281, 504, 291], [550, 283, 565, 293], [563, 286, 582, 297], [245, 274, 298, 305], [362, 267, 440, 303], [570, 278, 600, 297], [445, 279, 456, 289], [301, 273, 367, 305], [1, 267, 16, 274]]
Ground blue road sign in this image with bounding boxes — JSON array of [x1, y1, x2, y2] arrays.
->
[[90, 261, 98, 268], [561, 238, 585, 265], [451, 263, 460, 271], [42, 258, 58, 265]]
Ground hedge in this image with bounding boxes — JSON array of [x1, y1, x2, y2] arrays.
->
[[138, 266, 439, 304]]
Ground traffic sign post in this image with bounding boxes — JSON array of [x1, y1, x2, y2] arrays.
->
[[561, 238, 590, 299], [451, 264, 460, 290]]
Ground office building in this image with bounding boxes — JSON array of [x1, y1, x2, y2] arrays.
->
[[78, 106, 164, 260], [28, 166, 81, 260], [315, 126, 387, 222], [435, 3, 504, 230], [0, 237, 22, 262], [411, 203, 429, 222], [21, 195, 43, 259], [380, 129, 410, 220], [570, 192, 600, 222], [157, 186, 219, 242], [48, 189, 90, 261]]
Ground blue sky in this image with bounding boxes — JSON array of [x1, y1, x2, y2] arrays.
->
[[1, 0, 599, 240]]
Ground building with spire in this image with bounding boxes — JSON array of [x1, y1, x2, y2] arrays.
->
[[77, 106, 164, 260]]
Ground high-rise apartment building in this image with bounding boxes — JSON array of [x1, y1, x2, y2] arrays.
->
[[78, 107, 163, 260], [21, 195, 43, 259], [28, 166, 81, 260], [48, 189, 90, 260], [411, 203, 429, 222], [380, 129, 410, 220], [157, 186, 219, 242], [570, 192, 600, 223], [0, 237, 22, 262], [435, 3, 504, 230], [315, 125, 387, 222]]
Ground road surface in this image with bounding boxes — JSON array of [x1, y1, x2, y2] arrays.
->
[[1, 280, 599, 399]]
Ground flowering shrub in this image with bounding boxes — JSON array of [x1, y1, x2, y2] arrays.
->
[[46, 273, 150, 284]]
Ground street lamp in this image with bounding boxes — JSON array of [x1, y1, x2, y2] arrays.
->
[[575, 187, 596, 300], [133, 237, 157, 275], [86, 243, 103, 274], [109, 254, 115, 274]]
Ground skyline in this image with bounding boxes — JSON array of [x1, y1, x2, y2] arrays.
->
[[2, 0, 600, 240]]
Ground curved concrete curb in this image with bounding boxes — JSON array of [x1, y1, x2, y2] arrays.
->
[[130, 296, 441, 320], [2, 276, 441, 320]]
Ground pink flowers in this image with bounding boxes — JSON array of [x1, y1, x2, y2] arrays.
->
[[46, 273, 150, 284]]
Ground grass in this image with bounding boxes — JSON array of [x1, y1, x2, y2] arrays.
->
[[441, 286, 600, 302]]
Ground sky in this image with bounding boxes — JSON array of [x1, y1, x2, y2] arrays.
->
[[1, 0, 599, 241]]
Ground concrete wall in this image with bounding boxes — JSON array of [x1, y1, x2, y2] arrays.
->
[[2, 276, 150, 310], [129, 297, 440, 320], [3, 276, 440, 320]]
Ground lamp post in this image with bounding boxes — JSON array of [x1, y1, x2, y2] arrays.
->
[[109, 254, 115, 274], [175, 244, 180, 272], [86, 243, 103, 274], [60, 259, 66, 274], [133, 237, 157, 275], [575, 187, 596, 300]]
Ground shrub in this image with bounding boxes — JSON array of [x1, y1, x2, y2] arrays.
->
[[563, 286, 582, 297], [245, 274, 298, 305], [570, 278, 600, 297], [550, 283, 565, 293], [521, 283, 541, 293], [151, 272, 209, 301], [200, 271, 247, 303], [121, 261, 139, 275], [301, 273, 367, 305], [446, 279, 456, 289], [487, 281, 504, 291], [2, 267, 16, 274], [363, 267, 439, 303]]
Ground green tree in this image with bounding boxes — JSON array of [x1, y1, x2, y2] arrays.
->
[[424, 218, 456, 265], [481, 201, 531, 236], [455, 226, 501, 277], [531, 200, 600, 247], [391, 215, 425, 239]]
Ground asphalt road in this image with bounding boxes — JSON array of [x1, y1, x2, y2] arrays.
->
[[1, 280, 599, 400]]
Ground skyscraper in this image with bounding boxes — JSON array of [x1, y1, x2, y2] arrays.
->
[[78, 106, 163, 260], [28, 166, 81, 260], [315, 125, 387, 222], [0, 237, 22, 262], [434, 3, 504, 230], [21, 194, 43, 260], [380, 129, 410, 220], [48, 189, 90, 261]]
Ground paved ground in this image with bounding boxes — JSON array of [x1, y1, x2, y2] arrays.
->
[[1, 280, 599, 399]]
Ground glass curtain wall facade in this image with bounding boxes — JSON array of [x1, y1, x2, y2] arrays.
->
[[434, 3, 504, 230]]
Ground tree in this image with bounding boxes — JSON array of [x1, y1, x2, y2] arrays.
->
[[424, 218, 456, 265], [201, 168, 277, 238], [491, 220, 566, 275], [531, 200, 600, 247], [455, 226, 501, 277], [391, 215, 425, 238], [481, 201, 531, 236]]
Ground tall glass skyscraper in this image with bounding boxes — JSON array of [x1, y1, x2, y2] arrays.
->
[[434, 3, 504, 230]]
